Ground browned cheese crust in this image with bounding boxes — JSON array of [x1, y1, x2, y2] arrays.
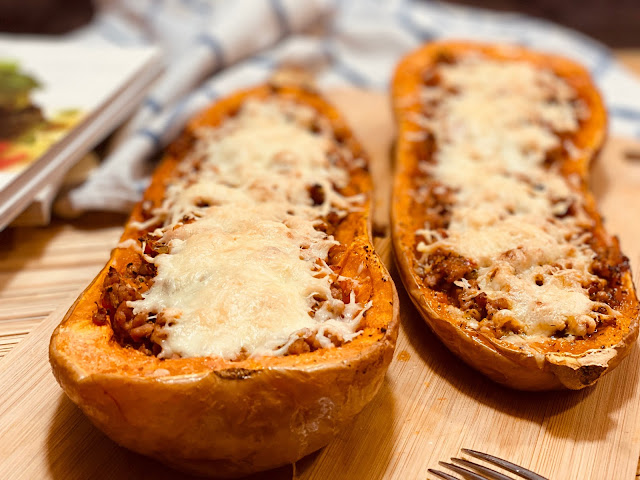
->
[[391, 41, 639, 391], [49, 83, 399, 477]]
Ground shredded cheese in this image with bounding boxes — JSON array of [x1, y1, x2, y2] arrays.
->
[[412, 57, 616, 339], [128, 99, 367, 359]]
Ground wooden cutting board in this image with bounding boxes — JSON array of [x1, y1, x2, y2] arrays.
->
[[1, 89, 640, 480]]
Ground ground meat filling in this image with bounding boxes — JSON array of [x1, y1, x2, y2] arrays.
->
[[588, 242, 632, 312], [414, 240, 630, 338], [416, 249, 475, 292], [93, 257, 160, 355], [410, 56, 626, 339], [93, 228, 354, 358], [92, 97, 361, 357]]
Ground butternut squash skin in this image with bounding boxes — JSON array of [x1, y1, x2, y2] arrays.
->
[[49, 84, 399, 477], [391, 41, 639, 391]]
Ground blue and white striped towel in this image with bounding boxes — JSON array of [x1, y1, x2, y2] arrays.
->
[[61, 0, 640, 214]]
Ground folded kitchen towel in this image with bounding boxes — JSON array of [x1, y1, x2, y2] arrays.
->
[[58, 0, 640, 215]]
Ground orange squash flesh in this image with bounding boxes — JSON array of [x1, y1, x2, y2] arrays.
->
[[49, 84, 399, 477], [391, 41, 639, 390]]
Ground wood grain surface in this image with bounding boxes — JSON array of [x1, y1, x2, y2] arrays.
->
[[1, 90, 640, 479]]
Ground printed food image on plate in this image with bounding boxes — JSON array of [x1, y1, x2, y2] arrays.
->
[[0, 60, 81, 172]]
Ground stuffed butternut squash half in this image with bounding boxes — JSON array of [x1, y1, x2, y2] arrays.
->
[[49, 84, 399, 477], [391, 41, 639, 391]]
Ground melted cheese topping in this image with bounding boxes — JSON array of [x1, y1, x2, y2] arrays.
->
[[129, 99, 367, 359], [413, 57, 616, 339]]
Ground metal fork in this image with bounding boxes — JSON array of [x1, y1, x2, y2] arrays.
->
[[429, 448, 549, 480]]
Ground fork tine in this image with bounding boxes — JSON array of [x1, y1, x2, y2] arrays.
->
[[437, 461, 494, 480], [451, 457, 515, 480], [461, 449, 549, 480], [428, 468, 461, 480]]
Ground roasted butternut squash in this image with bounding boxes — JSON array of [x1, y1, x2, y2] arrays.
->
[[391, 41, 638, 390], [50, 83, 399, 477]]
